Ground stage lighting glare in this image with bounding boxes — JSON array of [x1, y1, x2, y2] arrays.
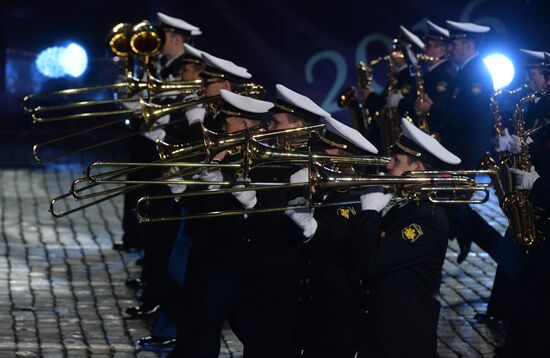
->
[[35, 43, 88, 78], [483, 54, 515, 90], [61, 43, 88, 77], [36, 47, 66, 78]]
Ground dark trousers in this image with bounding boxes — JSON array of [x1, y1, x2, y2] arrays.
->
[[486, 229, 526, 319], [447, 204, 502, 262], [140, 197, 180, 307], [174, 243, 247, 358], [242, 244, 300, 358], [503, 238, 550, 356]]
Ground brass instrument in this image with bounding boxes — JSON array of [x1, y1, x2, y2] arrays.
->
[[338, 62, 372, 135], [48, 125, 327, 218], [31, 94, 218, 163], [486, 89, 547, 248], [134, 164, 492, 222], [85, 124, 333, 184], [30, 75, 204, 122], [374, 50, 401, 155], [23, 20, 165, 114]]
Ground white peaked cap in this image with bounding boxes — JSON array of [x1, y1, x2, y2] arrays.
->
[[202, 53, 252, 80], [520, 48, 546, 60], [400, 25, 426, 50], [322, 116, 379, 154], [446, 20, 490, 34], [183, 43, 205, 58], [400, 118, 461, 165], [157, 12, 202, 36], [219, 89, 273, 113], [426, 20, 450, 38], [275, 84, 330, 117]]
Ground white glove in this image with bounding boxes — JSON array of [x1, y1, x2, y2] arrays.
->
[[510, 166, 540, 190], [165, 167, 187, 194], [386, 91, 404, 108], [289, 167, 309, 183], [142, 114, 169, 142], [199, 168, 224, 190], [185, 105, 206, 125], [122, 100, 142, 111], [509, 134, 533, 155], [232, 177, 257, 209], [143, 127, 166, 142], [360, 188, 393, 212], [285, 197, 317, 240], [494, 128, 512, 153]]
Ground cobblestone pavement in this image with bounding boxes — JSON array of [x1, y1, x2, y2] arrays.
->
[[0, 168, 507, 357]]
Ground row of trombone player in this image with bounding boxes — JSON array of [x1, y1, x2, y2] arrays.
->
[[25, 10, 550, 357]]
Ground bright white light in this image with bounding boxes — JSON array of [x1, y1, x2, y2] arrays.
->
[[483, 54, 515, 90], [35, 43, 88, 78], [60, 43, 88, 77]]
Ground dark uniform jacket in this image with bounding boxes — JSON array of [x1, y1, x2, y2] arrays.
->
[[431, 55, 494, 169], [423, 59, 458, 134], [349, 201, 449, 358], [295, 192, 365, 353]]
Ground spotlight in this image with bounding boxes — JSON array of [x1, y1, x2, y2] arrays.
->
[[60, 43, 88, 78], [35, 43, 88, 78], [483, 54, 515, 90]]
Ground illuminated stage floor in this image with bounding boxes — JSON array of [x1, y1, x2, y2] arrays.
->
[[0, 167, 507, 357]]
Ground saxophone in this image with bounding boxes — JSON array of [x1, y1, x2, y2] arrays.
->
[[503, 90, 546, 248], [337, 61, 372, 136], [411, 56, 429, 134], [370, 52, 402, 155]]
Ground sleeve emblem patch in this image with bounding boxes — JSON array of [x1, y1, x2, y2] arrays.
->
[[402, 223, 423, 242], [436, 81, 447, 92], [337, 206, 357, 220]]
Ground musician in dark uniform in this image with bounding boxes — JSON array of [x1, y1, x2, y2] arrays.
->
[[230, 85, 335, 357], [170, 90, 273, 358], [416, 20, 502, 264], [421, 20, 458, 135], [349, 118, 459, 358], [284, 118, 379, 357], [139, 54, 254, 352], [502, 166, 550, 357], [477, 48, 549, 324], [116, 12, 203, 257]]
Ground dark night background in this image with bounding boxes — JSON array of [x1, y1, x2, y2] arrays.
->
[[0, 0, 548, 140]]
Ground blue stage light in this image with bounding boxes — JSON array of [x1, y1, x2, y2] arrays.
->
[[35, 43, 88, 78], [483, 54, 515, 90], [61, 43, 88, 77], [35, 47, 66, 78]]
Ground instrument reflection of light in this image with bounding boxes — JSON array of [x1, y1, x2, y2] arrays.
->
[[35, 43, 88, 78], [483, 54, 515, 90]]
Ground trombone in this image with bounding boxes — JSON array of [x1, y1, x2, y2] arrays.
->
[[134, 164, 494, 222], [23, 20, 166, 114], [84, 124, 330, 184], [29, 75, 204, 123], [48, 124, 328, 217], [31, 94, 222, 163]]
